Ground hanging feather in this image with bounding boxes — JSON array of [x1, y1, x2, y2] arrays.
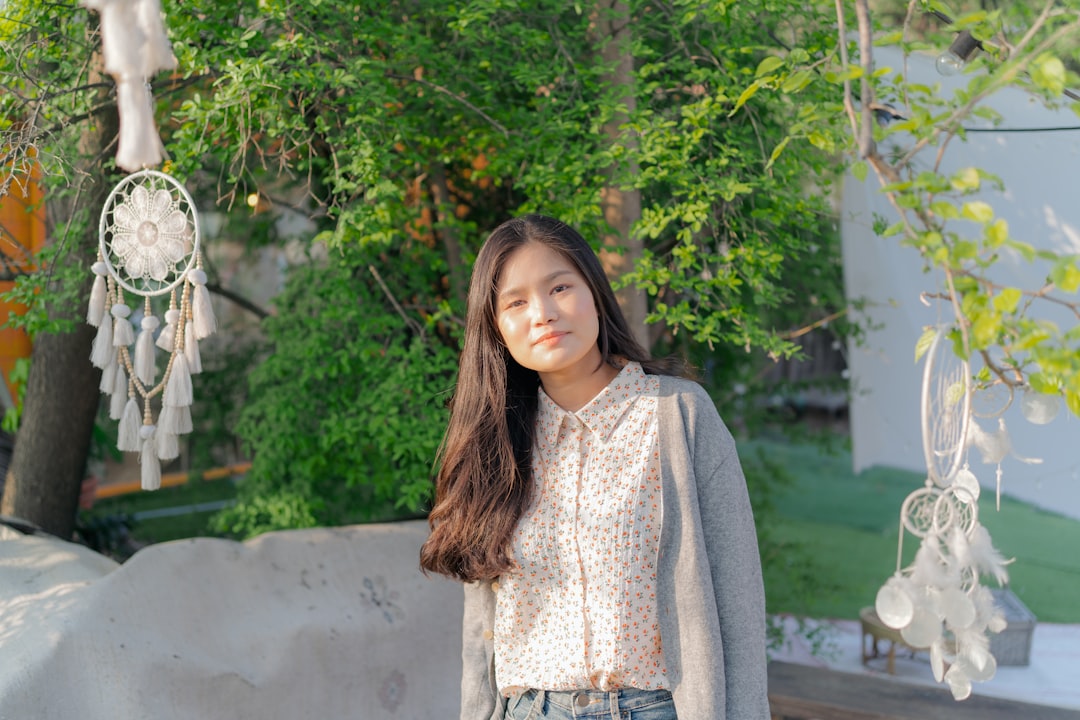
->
[[910, 540, 955, 589], [955, 628, 993, 676], [112, 302, 135, 347], [967, 525, 1011, 586], [139, 424, 161, 490], [189, 268, 217, 339], [118, 398, 142, 452], [184, 323, 202, 373], [164, 352, 193, 407], [90, 316, 115, 369], [156, 307, 180, 351], [87, 262, 109, 326], [134, 314, 159, 384]]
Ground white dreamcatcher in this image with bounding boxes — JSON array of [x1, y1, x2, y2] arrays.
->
[[873, 326, 1011, 700], [87, 169, 216, 490]]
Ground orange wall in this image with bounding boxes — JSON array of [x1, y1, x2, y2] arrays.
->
[[0, 162, 45, 404]]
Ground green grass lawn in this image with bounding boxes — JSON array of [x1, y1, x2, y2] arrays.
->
[[753, 438, 1080, 623], [84, 439, 1080, 624]]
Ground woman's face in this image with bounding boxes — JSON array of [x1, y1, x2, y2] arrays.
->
[[495, 242, 602, 382]]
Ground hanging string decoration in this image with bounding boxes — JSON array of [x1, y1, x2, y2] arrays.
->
[[81, 0, 177, 171], [873, 326, 1012, 700], [88, 169, 216, 490]]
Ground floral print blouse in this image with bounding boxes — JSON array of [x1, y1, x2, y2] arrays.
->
[[494, 362, 668, 695]]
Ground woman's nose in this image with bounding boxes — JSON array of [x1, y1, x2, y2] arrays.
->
[[531, 296, 557, 324]]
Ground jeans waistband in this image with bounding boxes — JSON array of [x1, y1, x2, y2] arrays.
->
[[525, 686, 671, 713]]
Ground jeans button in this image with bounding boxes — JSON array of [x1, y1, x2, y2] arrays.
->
[[575, 693, 590, 707]]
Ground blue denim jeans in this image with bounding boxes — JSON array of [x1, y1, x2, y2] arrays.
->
[[505, 688, 677, 720]]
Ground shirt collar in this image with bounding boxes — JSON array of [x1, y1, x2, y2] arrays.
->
[[537, 361, 648, 445]]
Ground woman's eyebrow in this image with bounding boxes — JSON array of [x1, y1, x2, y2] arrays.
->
[[498, 269, 574, 300]]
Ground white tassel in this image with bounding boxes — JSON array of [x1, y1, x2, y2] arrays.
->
[[184, 324, 202, 373], [189, 269, 217, 339], [90, 317, 114, 369], [118, 399, 141, 452], [134, 0, 178, 76], [134, 314, 160, 384], [108, 365, 127, 419], [139, 425, 161, 490], [176, 403, 192, 434], [156, 427, 180, 461], [109, 383, 127, 420], [87, 262, 108, 326], [156, 308, 180, 350], [112, 303, 135, 347], [100, 356, 118, 393], [164, 352, 193, 407], [114, 77, 164, 173]]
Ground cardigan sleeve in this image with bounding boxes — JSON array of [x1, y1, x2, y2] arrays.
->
[[690, 391, 771, 719], [460, 580, 502, 720]]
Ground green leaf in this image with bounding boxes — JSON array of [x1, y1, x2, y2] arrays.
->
[[851, 160, 868, 183], [729, 79, 761, 116], [992, 287, 1022, 314], [930, 201, 959, 220], [914, 326, 937, 363], [951, 167, 981, 192], [1032, 54, 1066, 96], [766, 136, 791, 169], [780, 69, 813, 94], [985, 218, 1008, 247], [756, 56, 784, 78], [961, 201, 993, 223], [1066, 389, 1080, 418], [1051, 258, 1080, 293]]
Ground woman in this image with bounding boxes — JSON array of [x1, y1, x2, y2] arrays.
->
[[420, 215, 769, 720]]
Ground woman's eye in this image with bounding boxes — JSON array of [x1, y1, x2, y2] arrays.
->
[[552, 284, 569, 293]]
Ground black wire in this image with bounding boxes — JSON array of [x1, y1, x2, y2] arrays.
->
[[962, 125, 1080, 133]]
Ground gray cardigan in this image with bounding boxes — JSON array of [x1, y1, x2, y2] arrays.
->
[[460, 376, 770, 719]]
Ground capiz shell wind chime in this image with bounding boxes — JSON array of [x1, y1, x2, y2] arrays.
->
[[88, 170, 216, 490], [873, 326, 1011, 700]]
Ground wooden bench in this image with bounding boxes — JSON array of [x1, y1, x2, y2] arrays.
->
[[768, 661, 1080, 720]]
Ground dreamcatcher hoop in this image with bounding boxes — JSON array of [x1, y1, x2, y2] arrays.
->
[[98, 169, 200, 297], [88, 168, 217, 492], [921, 326, 971, 487]]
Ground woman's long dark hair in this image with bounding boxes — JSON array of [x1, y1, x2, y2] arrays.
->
[[419, 214, 680, 582]]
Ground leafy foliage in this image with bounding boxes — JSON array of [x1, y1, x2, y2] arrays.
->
[[211, 245, 459, 537], [735, 0, 1080, 415]]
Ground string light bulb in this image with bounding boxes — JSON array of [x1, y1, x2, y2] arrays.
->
[[936, 30, 981, 76]]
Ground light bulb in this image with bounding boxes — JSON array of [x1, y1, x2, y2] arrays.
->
[[936, 30, 981, 77], [936, 50, 965, 76]]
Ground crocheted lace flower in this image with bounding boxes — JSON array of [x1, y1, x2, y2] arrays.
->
[[112, 184, 188, 281]]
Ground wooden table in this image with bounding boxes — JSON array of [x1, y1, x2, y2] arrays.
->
[[859, 606, 921, 674], [768, 661, 1080, 720]]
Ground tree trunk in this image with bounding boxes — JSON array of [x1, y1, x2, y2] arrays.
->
[[0, 42, 118, 538], [591, 0, 648, 350], [429, 162, 467, 309]]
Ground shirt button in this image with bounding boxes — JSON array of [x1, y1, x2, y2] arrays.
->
[[482, 629, 493, 640], [491, 581, 500, 592]]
